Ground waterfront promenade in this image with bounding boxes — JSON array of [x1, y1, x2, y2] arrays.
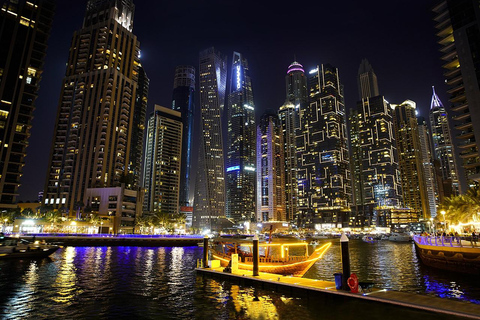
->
[[197, 266, 480, 319], [17, 234, 203, 247]]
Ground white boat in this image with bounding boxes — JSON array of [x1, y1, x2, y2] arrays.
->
[[388, 232, 411, 242]]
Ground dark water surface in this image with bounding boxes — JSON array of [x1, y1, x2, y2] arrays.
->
[[0, 240, 479, 319]]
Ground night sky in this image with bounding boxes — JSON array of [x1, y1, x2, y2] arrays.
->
[[18, 0, 451, 202]]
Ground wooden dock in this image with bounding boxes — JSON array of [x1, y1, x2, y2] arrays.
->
[[196, 266, 480, 319]]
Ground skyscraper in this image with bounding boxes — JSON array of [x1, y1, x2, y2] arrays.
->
[[418, 116, 439, 218], [392, 100, 428, 220], [429, 86, 460, 196], [0, 0, 55, 208], [433, 0, 480, 186], [172, 65, 195, 207], [193, 47, 227, 230], [297, 64, 351, 229], [226, 51, 256, 223], [129, 65, 149, 189], [280, 60, 307, 224], [256, 110, 286, 223], [143, 105, 182, 216], [44, 0, 141, 215], [357, 59, 379, 100], [349, 60, 402, 227], [278, 101, 297, 223]]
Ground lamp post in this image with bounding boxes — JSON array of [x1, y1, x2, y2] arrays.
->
[[441, 210, 446, 232]]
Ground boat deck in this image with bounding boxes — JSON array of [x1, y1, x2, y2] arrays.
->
[[196, 266, 480, 319]]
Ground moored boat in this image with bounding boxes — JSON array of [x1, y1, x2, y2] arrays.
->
[[210, 240, 331, 277], [388, 232, 411, 242], [413, 235, 480, 275], [0, 235, 60, 259]]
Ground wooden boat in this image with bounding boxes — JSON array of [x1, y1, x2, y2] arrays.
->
[[210, 240, 331, 277], [0, 236, 60, 259], [413, 235, 480, 275]]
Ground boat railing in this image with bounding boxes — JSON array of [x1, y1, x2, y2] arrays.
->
[[414, 235, 478, 248], [244, 255, 307, 263]]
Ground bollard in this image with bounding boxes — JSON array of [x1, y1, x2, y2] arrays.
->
[[340, 233, 350, 291], [203, 235, 209, 268], [253, 234, 259, 276]]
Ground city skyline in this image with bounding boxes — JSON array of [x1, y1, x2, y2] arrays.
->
[[19, 0, 449, 202]]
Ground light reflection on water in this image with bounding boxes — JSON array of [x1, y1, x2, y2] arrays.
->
[[0, 240, 479, 319]]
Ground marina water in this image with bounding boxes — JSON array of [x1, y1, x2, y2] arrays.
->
[[1, 239, 479, 319]]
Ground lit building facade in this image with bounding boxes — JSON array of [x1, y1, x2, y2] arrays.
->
[[226, 51, 256, 223], [433, 1, 480, 186], [0, 0, 55, 208], [256, 110, 286, 223], [429, 86, 460, 196], [418, 116, 439, 218], [44, 0, 142, 215], [297, 64, 351, 229], [172, 65, 195, 207], [350, 96, 403, 227], [392, 100, 428, 220], [143, 105, 182, 216], [193, 47, 227, 230]]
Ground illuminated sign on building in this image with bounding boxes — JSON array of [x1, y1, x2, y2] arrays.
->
[[244, 166, 255, 172], [227, 166, 240, 172], [236, 65, 241, 90]]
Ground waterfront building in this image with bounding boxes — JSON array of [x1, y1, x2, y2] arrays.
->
[[418, 116, 439, 218], [433, 1, 480, 187], [193, 47, 227, 230], [0, 0, 55, 208], [297, 64, 351, 229], [429, 86, 460, 197], [172, 65, 195, 207], [85, 184, 142, 234], [349, 60, 403, 227], [143, 105, 182, 216], [130, 65, 149, 189], [286, 60, 308, 107], [392, 100, 428, 220], [256, 109, 286, 223], [44, 0, 142, 216], [226, 51, 256, 223]]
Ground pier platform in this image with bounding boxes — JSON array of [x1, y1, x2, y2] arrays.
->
[[196, 266, 480, 320]]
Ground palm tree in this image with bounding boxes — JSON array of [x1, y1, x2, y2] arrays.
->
[[20, 208, 34, 218], [442, 187, 480, 225], [74, 201, 84, 220]]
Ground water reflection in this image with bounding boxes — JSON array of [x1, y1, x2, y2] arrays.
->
[[0, 243, 479, 319]]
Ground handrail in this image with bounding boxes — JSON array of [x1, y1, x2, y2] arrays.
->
[[414, 235, 478, 248]]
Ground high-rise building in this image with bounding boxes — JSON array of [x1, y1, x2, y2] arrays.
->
[[280, 60, 307, 224], [129, 65, 148, 189], [392, 100, 428, 220], [193, 47, 227, 230], [429, 86, 460, 196], [278, 101, 297, 223], [433, 1, 480, 186], [0, 0, 55, 208], [357, 59, 380, 100], [172, 65, 195, 207], [256, 110, 286, 223], [226, 51, 256, 223], [349, 60, 402, 227], [143, 105, 182, 216], [350, 97, 403, 227], [418, 116, 439, 218], [286, 60, 308, 107], [44, 0, 142, 217], [297, 64, 351, 229]]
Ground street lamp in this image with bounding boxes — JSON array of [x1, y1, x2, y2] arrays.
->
[[441, 210, 446, 232]]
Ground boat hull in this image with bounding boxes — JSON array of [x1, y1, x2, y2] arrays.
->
[[414, 237, 480, 275], [0, 246, 59, 259]]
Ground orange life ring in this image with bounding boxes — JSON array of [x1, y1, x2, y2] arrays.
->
[[347, 273, 359, 293]]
